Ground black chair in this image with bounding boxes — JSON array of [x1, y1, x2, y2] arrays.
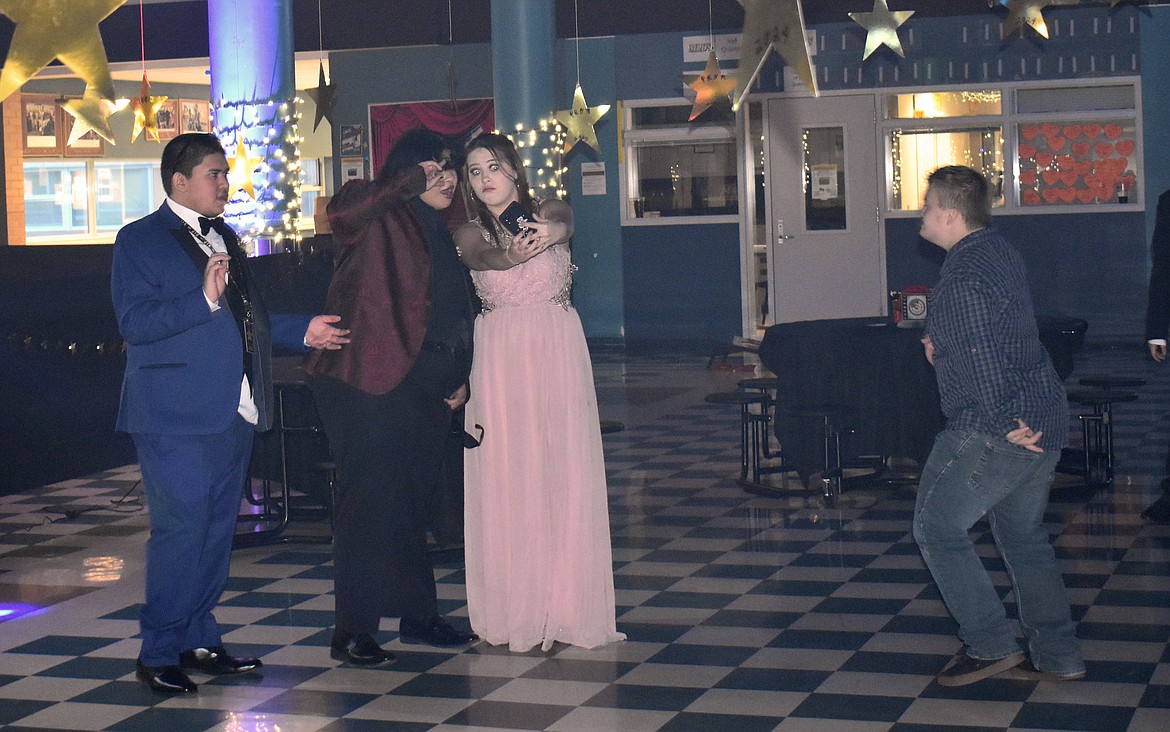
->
[[235, 379, 335, 548], [1063, 389, 1138, 486], [1078, 375, 1146, 393], [704, 391, 772, 486], [1037, 317, 1088, 381], [738, 376, 781, 460], [776, 403, 850, 507]]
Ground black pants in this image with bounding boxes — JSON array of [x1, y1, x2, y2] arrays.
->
[[310, 349, 463, 636]]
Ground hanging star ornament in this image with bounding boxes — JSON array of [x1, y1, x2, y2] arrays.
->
[[129, 76, 167, 143], [999, 0, 1082, 40], [733, 0, 817, 110], [0, 0, 125, 104], [553, 83, 610, 155], [229, 137, 263, 200], [304, 62, 336, 133], [682, 50, 737, 121], [849, 0, 915, 60], [63, 84, 126, 145]]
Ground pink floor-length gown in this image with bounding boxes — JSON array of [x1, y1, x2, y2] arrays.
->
[[464, 226, 625, 652]]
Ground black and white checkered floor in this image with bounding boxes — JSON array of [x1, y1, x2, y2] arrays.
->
[[2, 345, 1170, 731]]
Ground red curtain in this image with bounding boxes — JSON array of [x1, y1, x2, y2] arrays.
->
[[369, 99, 495, 177]]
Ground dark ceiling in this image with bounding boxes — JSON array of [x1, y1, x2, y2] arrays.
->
[[0, 1, 1164, 63]]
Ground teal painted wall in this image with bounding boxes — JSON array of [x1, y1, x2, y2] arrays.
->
[[555, 37, 624, 338], [1141, 7, 1170, 253], [622, 223, 742, 344]]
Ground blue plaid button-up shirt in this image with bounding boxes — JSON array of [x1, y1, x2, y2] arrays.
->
[[925, 227, 1067, 452]]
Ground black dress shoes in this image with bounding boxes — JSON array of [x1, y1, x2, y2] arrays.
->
[[179, 646, 263, 675], [136, 659, 198, 694], [330, 633, 395, 665], [399, 615, 479, 647]]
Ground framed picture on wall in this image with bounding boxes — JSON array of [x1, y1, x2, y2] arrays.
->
[[155, 98, 178, 140], [62, 109, 105, 157], [340, 157, 365, 183], [179, 99, 210, 134], [21, 94, 61, 156], [339, 125, 364, 157]]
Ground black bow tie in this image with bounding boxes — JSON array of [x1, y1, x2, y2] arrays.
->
[[197, 216, 229, 237]]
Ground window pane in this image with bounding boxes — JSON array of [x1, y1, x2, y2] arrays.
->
[[889, 127, 1004, 210], [300, 158, 321, 187], [749, 103, 765, 227], [803, 127, 846, 231], [630, 140, 738, 217], [24, 161, 89, 238], [885, 90, 1001, 119], [1017, 85, 1134, 114], [302, 190, 320, 221], [94, 161, 164, 231], [1017, 119, 1137, 206], [631, 104, 734, 130]]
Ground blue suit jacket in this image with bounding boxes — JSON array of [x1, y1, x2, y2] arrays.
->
[[112, 203, 310, 435]]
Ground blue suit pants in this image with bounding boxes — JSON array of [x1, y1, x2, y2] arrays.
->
[[133, 416, 253, 666]]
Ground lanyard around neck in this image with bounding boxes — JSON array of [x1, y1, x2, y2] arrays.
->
[[182, 221, 224, 256]]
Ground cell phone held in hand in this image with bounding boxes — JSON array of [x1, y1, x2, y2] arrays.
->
[[498, 201, 530, 236]]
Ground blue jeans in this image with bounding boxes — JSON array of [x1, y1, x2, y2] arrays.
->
[[913, 429, 1084, 676]]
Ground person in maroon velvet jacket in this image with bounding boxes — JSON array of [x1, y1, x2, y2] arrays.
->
[[304, 129, 477, 664]]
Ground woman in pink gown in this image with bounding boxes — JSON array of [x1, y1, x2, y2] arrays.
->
[[454, 133, 625, 652]]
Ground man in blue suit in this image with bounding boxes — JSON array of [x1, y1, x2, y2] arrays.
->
[[111, 133, 348, 694]]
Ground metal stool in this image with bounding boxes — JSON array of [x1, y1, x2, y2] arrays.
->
[[738, 376, 781, 460], [705, 391, 770, 484], [1066, 389, 1138, 485], [777, 403, 849, 506]]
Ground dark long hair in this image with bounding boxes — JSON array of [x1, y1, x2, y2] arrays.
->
[[377, 127, 453, 185], [461, 132, 536, 247]]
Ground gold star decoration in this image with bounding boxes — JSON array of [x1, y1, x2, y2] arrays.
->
[[0, 0, 125, 103], [553, 83, 610, 155], [733, 0, 817, 110], [62, 84, 126, 145], [849, 0, 915, 60], [682, 50, 737, 121], [228, 137, 263, 200], [129, 76, 167, 143], [304, 62, 336, 133], [999, 0, 1082, 40]]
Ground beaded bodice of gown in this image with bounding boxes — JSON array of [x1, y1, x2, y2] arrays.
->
[[469, 223, 575, 312]]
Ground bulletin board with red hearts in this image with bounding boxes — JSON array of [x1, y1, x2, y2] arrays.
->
[[1017, 121, 1137, 206]]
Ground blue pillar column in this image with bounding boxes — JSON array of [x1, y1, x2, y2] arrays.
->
[[491, 0, 559, 195], [208, 0, 299, 255]]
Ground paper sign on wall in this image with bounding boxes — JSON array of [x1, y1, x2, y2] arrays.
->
[[682, 34, 741, 62], [811, 164, 838, 200], [581, 162, 606, 196]]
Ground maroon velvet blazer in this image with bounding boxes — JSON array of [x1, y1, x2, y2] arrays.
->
[[303, 167, 431, 395]]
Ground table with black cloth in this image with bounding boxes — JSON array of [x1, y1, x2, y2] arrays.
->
[[758, 318, 943, 484]]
